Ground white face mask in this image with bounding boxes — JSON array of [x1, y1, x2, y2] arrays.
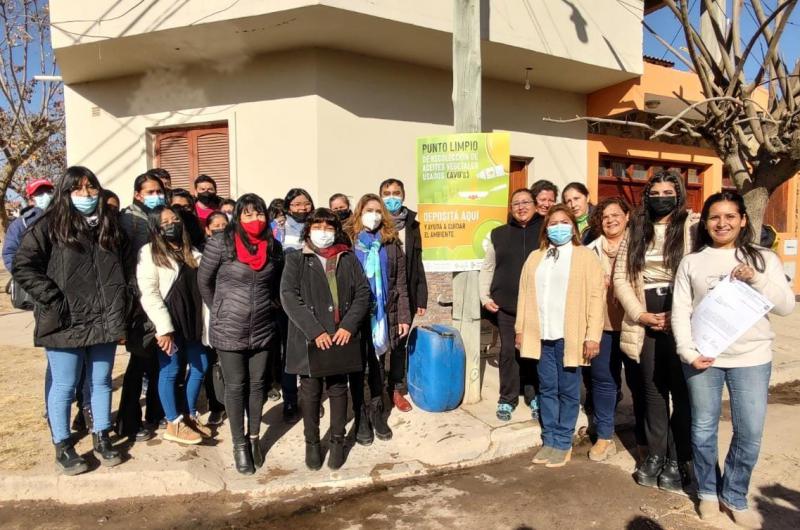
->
[[361, 211, 382, 231], [310, 229, 335, 249]]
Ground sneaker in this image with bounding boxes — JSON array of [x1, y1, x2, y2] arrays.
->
[[163, 418, 202, 445], [588, 438, 617, 462], [206, 411, 225, 426], [134, 426, 155, 442], [545, 448, 572, 468], [186, 414, 213, 438], [529, 397, 539, 421], [267, 388, 281, 402], [496, 403, 515, 422], [698, 499, 720, 520], [532, 445, 554, 465], [392, 391, 413, 412]]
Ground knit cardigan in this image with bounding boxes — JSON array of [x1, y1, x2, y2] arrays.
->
[[515, 244, 605, 367]]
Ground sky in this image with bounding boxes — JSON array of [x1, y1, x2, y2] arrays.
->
[[642, 0, 800, 82]]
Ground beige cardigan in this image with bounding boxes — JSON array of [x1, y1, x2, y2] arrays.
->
[[515, 245, 605, 368], [612, 218, 696, 361]]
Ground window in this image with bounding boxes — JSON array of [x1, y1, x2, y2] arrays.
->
[[153, 123, 231, 197]]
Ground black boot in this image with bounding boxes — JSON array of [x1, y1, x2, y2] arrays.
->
[[54, 440, 89, 476], [328, 436, 345, 470], [249, 436, 264, 469], [233, 442, 255, 475], [658, 459, 689, 495], [369, 396, 393, 441], [355, 404, 374, 446], [305, 441, 322, 470], [635, 455, 665, 488], [71, 411, 87, 433], [92, 430, 122, 467]]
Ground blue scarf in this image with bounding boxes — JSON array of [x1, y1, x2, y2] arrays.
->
[[355, 230, 390, 356], [283, 216, 305, 251]]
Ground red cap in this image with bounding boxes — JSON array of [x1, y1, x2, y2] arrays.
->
[[26, 179, 54, 197]]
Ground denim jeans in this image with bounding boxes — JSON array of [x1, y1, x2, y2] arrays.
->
[[46, 343, 117, 443], [683, 362, 771, 511], [537, 339, 582, 451], [157, 340, 209, 421], [44, 358, 91, 414]]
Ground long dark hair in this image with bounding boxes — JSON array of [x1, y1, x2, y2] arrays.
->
[[225, 193, 280, 258], [625, 171, 689, 280], [146, 205, 197, 269], [695, 191, 766, 272], [47, 166, 124, 252], [301, 208, 351, 246]]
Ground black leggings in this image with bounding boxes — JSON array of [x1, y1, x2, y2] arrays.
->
[[218, 348, 269, 445]]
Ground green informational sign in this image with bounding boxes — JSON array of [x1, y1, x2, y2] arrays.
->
[[416, 132, 511, 271]]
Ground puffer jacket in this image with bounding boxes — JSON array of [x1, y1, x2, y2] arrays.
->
[[612, 217, 697, 361], [12, 214, 128, 348], [280, 246, 372, 376], [197, 233, 283, 351]]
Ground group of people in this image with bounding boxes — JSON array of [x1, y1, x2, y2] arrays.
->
[[6, 165, 791, 527], [479, 173, 792, 528]]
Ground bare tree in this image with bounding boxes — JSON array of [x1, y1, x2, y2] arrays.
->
[[546, 0, 800, 235], [0, 0, 64, 232]]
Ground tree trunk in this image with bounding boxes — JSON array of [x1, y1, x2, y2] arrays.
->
[[0, 162, 19, 238], [742, 185, 769, 243]]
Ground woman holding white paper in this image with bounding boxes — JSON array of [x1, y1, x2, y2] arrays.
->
[[672, 191, 794, 528]]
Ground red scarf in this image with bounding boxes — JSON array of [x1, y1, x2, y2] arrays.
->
[[314, 243, 350, 259], [195, 202, 216, 224], [235, 229, 268, 271]]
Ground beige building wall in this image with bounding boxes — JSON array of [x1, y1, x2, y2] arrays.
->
[[63, 49, 586, 207]]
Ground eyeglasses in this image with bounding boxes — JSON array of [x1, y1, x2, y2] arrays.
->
[[511, 200, 534, 208]]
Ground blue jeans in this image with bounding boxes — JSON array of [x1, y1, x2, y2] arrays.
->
[[158, 341, 209, 421], [683, 362, 771, 511], [538, 339, 582, 451], [46, 343, 117, 443], [45, 359, 91, 414]]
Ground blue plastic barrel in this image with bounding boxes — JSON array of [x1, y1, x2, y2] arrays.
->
[[407, 324, 466, 412]]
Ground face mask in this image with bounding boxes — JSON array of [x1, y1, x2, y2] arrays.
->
[[547, 224, 573, 246], [196, 191, 218, 206], [71, 194, 98, 215], [310, 229, 335, 249], [288, 211, 309, 223], [647, 196, 677, 218], [143, 194, 165, 210], [33, 193, 52, 210], [242, 219, 267, 237], [211, 228, 226, 236], [335, 209, 351, 221], [383, 196, 402, 214], [162, 221, 183, 243], [361, 211, 382, 231]]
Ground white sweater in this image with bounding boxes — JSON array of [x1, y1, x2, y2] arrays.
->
[[671, 246, 795, 367], [137, 243, 203, 337]]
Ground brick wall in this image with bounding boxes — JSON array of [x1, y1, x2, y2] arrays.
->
[[414, 272, 453, 327]]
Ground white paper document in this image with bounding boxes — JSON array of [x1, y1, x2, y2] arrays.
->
[[690, 276, 774, 358]]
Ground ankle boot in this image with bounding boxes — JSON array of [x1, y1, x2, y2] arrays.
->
[[327, 435, 345, 470], [249, 436, 264, 469], [658, 459, 688, 495], [634, 454, 665, 488], [54, 440, 89, 476], [369, 396, 393, 441], [233, 442, 255, 475], [305, 441, 322, 470], [355, 404, 374, 446], [92, 430, 122, 467]]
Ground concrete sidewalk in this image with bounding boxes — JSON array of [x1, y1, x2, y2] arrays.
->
[[2, 306, 799, 507]]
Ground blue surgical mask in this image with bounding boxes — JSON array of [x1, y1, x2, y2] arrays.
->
[[71, 194, 99, 215], [383, 196, 402, 214], [33, 193, 53, 210], [546, 224, 573, 246], [142, 194, 165, 210]]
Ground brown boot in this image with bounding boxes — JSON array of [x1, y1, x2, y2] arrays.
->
[[164, 418, 202, 445], [392, 391, 413, 412], [588, 439, 617, 462], [185, 414, 213, 438]]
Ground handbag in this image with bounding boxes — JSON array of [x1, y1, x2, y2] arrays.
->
[[307, 336, 362, 378]]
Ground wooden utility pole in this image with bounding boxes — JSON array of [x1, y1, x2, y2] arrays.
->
[[452, 0, 482, 404]]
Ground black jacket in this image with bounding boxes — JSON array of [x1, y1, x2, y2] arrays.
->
[[197, 233, 283, 352], [12, 214, 128, 348], [120, 201, 157, 355], [399, 209, 428, 312], [489, 216, 542, 314], [280, 247, 371, 376]]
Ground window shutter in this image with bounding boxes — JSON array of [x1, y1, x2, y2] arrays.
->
[[196, 131, 231, 198], [156, 134, 191, 190], [153, 123, 230, 197]]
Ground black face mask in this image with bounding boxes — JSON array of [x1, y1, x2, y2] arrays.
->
[[162, 221, 183, 243], [211, 228, 225, 236], [196, 191, 218, 206], [647, 196, 677, 218], [335, 209, 351, 221], [289, 211, 309, 223]]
